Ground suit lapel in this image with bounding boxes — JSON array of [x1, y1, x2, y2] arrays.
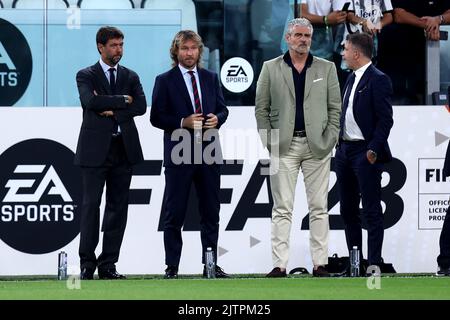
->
[[342, 74, 353, 100], [304, 61, 318, 100], [353, 64, 373, 106], [280, 60, 295, 99], [93, 62, 112, 95], [116, 65, 127, 93], [172, 67, 195, 113], [198, 68, 208, 115]]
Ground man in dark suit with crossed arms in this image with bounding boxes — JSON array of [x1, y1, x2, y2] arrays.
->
[[150, 30, 229, 279], [75, 26, 146, 280], [336, 32, 393, 273]]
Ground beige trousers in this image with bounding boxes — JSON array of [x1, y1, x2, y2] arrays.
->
[[270, 136, 331, 268]]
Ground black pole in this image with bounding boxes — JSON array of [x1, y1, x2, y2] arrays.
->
[[294, 0, 298, 18]]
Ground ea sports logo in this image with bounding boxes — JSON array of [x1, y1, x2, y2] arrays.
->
[[226, 65, 247, 77], [3, 165, 72, 203], [220, 57, 254, 93], [0, 18, 32, 106], [0, 139, 82, 254]]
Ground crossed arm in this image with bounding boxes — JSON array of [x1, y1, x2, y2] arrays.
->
[[76, 70, 146, 121]]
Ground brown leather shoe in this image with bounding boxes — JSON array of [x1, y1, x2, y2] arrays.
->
[[266, 267, 287, 278], [312, 266, 330, 277]]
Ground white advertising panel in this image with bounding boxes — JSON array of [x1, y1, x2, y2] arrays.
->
[[0, 106, 449, 275]]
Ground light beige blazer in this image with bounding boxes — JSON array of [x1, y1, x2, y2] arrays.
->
[[255, 54, 341, 159]]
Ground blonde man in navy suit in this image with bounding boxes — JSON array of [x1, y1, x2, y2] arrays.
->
[[150, 30, 229, 279]]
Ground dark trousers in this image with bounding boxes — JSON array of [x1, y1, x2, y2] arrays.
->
[[438, 205, 450, 268], [335, 141, 384, 265], [79, 136, 132, 271], [163, 164, 220, 267]]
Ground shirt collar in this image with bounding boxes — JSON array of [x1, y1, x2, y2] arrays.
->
[[354, 61, 372, 78], [178, 64, 198, 76], [99, 59, 118, 73], [283, 51, 313, 69]]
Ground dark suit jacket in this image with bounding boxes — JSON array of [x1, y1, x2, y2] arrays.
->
[[150, 66, 228, 167], [340, 64, 394, 163], [74, 62, 147, 167], [444, 140, 450, 177]]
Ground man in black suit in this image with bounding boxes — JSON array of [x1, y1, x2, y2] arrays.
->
[[150, 30, 229, 279], [74, 26, 146, 280], [437, 139, 450, 276], [336, 32, 394, 273]]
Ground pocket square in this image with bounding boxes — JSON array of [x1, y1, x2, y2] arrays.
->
[[358, 86, 367, 93], [313, 78, 323, 83]]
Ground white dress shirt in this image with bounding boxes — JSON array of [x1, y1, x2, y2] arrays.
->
[[178, 64, 203, 128], [178, 64, 203, 113], [99, 58, 118, 82], [343, 61, 372, 141]]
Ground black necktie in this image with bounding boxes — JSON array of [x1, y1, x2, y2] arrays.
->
[[187, 70, 202, 114], [108, 68, 119, 135], [108, 68, 116, 94], [343, 72, 356, 110]]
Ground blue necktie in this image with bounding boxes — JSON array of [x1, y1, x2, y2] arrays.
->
[[108, 68, 116, 94], [343, 72, 356, 110]]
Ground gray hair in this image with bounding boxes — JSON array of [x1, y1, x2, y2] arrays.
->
[[286, 18, 313, 35]]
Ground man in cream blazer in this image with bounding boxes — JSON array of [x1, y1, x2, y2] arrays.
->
[[255, 18, 341, 277]]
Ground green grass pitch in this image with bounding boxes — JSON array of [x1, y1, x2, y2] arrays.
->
[[1, 274, 450, 300]]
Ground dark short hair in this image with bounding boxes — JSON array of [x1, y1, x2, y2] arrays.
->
[[96, 26, 124, 54], [170, 30, 204, 67], [346, 32, 373, 59]]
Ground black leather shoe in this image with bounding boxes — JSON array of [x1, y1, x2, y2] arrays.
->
[[203, 265, 230, 278], [266, 267, 287, 278], [436, 266, 450, 276], [164, 266, 178, 279], [313, 266, 330, 277], [98, 269, 126, 280], [215, 265, 230, 278], [80, 267, 94, 280], [365, 264, 382, 277]]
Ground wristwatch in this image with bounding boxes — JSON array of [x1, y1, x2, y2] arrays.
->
[[368, 150, 377, 158], [124, 95, 130, 104]]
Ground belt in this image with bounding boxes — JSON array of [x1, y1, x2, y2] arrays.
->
[[293, 130, 306, 137], [339, 139, 365, 144]]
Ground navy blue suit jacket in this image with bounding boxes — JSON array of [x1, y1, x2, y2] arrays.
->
[[340, 64, 394, 163], [150, 66, 228, 167]]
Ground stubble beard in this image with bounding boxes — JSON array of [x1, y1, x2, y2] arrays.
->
[[108, 55, 122, 66]]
